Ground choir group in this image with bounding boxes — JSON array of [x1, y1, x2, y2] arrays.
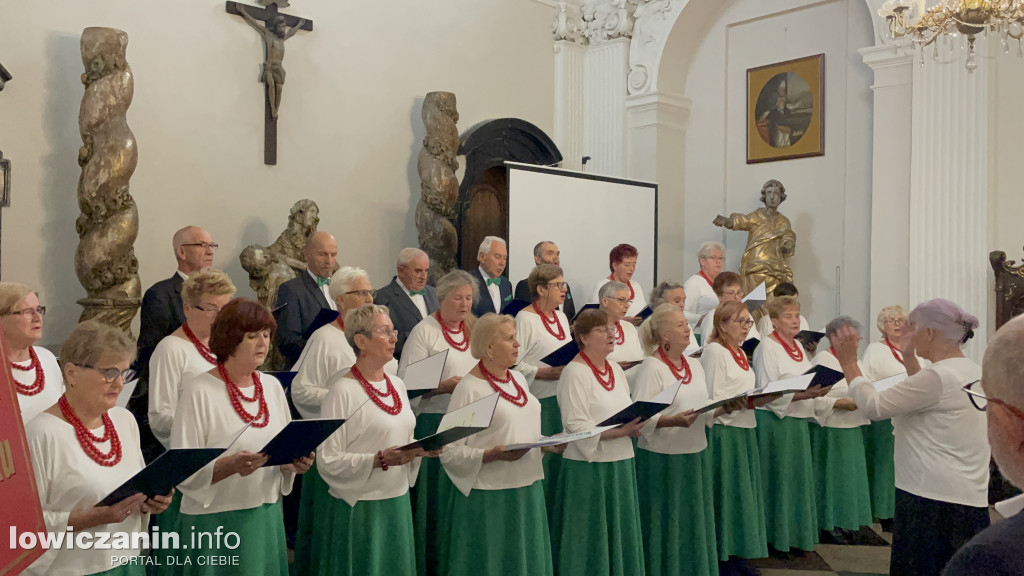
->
[[5, 227, 992, 576]]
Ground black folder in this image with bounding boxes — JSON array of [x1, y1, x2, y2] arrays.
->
[[500, 299, 531, 317], [265, 371, 297, 389], [795, 330, 827, 348], [805, 365, 845, 388], [540, 340, 580, 367], [692, 392, 748, 415], [635, 306, 653, 320], [400, 393, 498, 451], [570, 303, 599, 323], [258, 418, 347, 466], [303, 308, 341, 339], [96, 448, 225, 506], [598, 381, 681, 426], [741, 337, 760, 356]]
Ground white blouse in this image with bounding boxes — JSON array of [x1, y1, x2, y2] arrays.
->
[[861, 340, 925, 382], [515, 309, 572, 399], [701, 342, 757, 428], [682, 274, 718, 331], [171, 372, 294, 515], [756, 314, 810, 344], [848, 357, 988, 507], [148, 335, 216, 449], [752, 334, 815, 419], [440, 372, 543, 496], [809, 350, 870, 429], [607, 320, 643, 364], [558, 360, 634, 463], [398, 314, 479, 416], [25, 408, 148, 576], [13, 347, 64, 425], [592, 278, 648, 318], [317, 372, 419, 506], [634, 356, 711, 455], [290, 322, 397, 419]]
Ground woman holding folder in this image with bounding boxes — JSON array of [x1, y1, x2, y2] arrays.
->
[[171, 299, 312, 576], [437, 313, 551, 576], [514, 263, 570, 515], [25, 321, 172, 576], [700, 300, 768, 574], [398, 270, 479, 576], [551, 308, 646, 576], [634, 304, 722, 576], [311, 304, 428, 576]]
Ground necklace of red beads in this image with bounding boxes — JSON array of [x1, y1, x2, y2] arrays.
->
[[699, 270, 714, 287], [183, 323, 217, 365], [436, 311, 469, 352], [607, 275, 635, 301], [478, 362, 527, 407], [59, 395, 122, 466], [532, 302, 566, 341], [612, 322, 625, 346], [728, 344, 750, 371], [829, 346, 839, 359], [772, 331, 804, 362], [11, 347, 45, 396], [351, 365, 403, 415], [580, 351, 615, 391], [657, 347, 692, 384], [884, 337, 904, 365], [217, 364, 269, 427], [336, 317, 345, 331]]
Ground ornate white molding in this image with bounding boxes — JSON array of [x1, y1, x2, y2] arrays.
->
[[551, 0, 666, 46], [626, 0, 686, 94]]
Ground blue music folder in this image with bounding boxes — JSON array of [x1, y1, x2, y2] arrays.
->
[[259, 418, 346, 466], [96, 448, 224, 506]]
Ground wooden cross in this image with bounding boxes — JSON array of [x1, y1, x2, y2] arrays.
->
[[226, 1, 313, 165]]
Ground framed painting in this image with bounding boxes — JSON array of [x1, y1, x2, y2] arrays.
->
[[746, 54, 824, 164]]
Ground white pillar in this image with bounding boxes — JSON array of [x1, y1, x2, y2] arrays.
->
[[554, 40, 586, 171], [860, 44, 913, 325], [908, 49, 990, 360], [583, 37, 630, 177]]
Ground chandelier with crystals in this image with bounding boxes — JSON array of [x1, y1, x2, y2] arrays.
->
[[878, 0, 1024, 71]]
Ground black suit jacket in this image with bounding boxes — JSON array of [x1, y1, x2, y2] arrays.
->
[[514, 278, 576, 319], [374, 277, 438, 359], [274, 272, 331, 368], [469, 268, 513, 317]]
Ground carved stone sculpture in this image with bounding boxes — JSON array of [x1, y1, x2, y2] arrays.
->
[[74, 28, 141, 333], [713, 179, 796, 301], [240, 199, 319, 309], [416, 92, 460, 283]]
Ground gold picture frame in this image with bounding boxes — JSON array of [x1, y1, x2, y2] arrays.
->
[[747, 54, 824, 164]]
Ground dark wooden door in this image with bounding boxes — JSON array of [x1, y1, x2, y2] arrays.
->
[[459, 167, 508, 270]]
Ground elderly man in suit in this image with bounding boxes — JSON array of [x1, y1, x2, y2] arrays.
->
[[514, 240, 576, 319], [469, 236, 512, 317], [274, 231, 339, 368], [374, 247, 438, 359]]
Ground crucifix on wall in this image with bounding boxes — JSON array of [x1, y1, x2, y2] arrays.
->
[[226, 1, 313, 165]]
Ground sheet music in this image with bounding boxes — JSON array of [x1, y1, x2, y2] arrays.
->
[[437, 393, 499, 432], [403, 349, 449, 392], [116, 379, 139, 409]]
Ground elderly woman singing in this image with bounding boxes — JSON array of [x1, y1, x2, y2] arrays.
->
[[0, 282, 63, 423]]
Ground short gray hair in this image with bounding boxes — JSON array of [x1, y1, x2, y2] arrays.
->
[[469, 313, 516, 360], [825, 316, 861, 340], [649, 281, 684, 308], [344, 304, 391, 352], [599, 281, 629, 302], [697, 241, 724, 260], [478, 236, 507, 257], [329, 266, 370, 300], [397, 247, 428, 267], [910, 298, 978, 346], [436, 270, 479, 306], [533, 241, 554, 260]]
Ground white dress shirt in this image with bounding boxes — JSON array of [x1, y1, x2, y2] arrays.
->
[[809, 350, 870, 428], [682, 273, 719, 331], [148, 334, 216, 449], [396, 277, 428, 319], [558, 360, 634, 463], [308, 269, 337, 311], [848, 357, 989, 507], [479, 266, 502, 313], [701, 342, 757, 428], [440, 372, 544, 496], [398, 314, 479, 415], [634, 355, 711, 455], [13, 346, 64, 424], [515, 309, 572, 399]]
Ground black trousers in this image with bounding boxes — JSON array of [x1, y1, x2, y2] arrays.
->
[[890, 488, 990, 576]]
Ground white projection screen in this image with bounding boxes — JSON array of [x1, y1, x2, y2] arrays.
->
[[506, 163, 658, 308]]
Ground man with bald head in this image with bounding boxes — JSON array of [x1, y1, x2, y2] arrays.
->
[[513, 240, 576, 318], [374, 247, 438, 358], [943, 316, 1024, 575], [274, 231, 339, 367]]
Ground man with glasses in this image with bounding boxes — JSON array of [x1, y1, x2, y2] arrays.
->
[[374, 247, 438, 359], [274, 231, 339, 368], [514, 240, 576, 319], [944, 316, 1024, 575]]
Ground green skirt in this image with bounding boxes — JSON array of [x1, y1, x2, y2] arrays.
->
[[551, 458, 645, 576], [307, 492, 416, 576], [170, 501, 288, 576], [708, 425, 767, 560], [636, 449, 718, 576], [293, 461, 332, 576], [862, 419, 896, 520], [437, 481, 553, 576], [539, 395, 563, 524], [411, 412, 451, 576], [809, 424, 874, 531], [151, 489, 183, 572], [755, 411, 818, 552]]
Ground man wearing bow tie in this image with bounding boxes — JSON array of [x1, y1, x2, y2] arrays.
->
[[469, 236, 512, 317], [375, 247, 439, 358], [274, 231, 339, 367]]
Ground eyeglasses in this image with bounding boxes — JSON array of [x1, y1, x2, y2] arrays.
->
[[884, 318, 907, 326], [193, 304, 222, 314], [722, 290, 742, 298], [78, 364, 136, 384], [703, 256, 725, 262], [546, 282, 568, 290], [369, 328, 399, 339], [5, 306, 45, 319], [181, 242, 219, 251], [344, 289, 377, 299], [963, 381, 1024, 421], [605, 296, 633, 306], [591, 324, 617, 335], [730, 318, 755, 328]]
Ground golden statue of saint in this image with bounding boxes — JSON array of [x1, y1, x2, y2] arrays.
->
[[713, 179, 796, 298]]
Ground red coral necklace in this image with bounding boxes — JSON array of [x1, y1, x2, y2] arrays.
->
[[436, 311, 469, 352], [59, 395, 122, 466], [658, 347, 692, 384], [580, 351, 615, 391], [217, 363, 270, 427], [183, 323, 216, 365], [478, 362, 527, 407], [11, 347, 45, 396], [351, 365, 403, 415]]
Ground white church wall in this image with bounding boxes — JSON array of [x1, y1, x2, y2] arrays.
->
[[992, 58, 1024, 264], [659, 0, 874, 331], [0, 0, 556, 346]]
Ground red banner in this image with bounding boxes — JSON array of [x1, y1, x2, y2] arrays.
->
[[0, 331, 45, 575]]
